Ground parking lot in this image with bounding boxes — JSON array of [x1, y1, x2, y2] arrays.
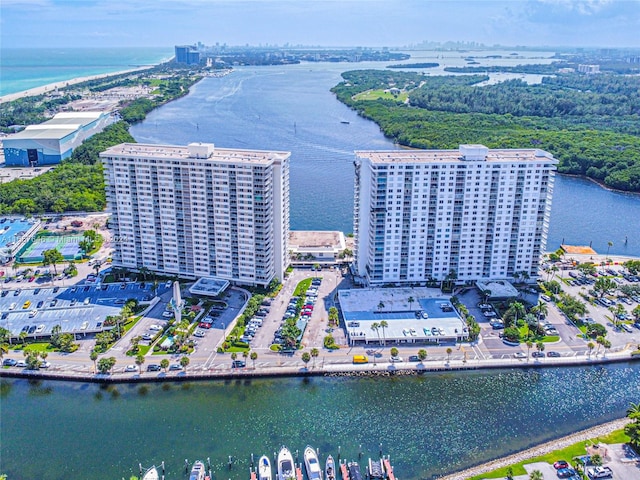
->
[[0, 281, 171, 339]]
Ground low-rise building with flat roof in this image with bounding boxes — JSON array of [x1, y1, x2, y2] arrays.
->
[[3, 111, 114, 166], [338, 287, 469, 345], [0, 217, 41, 263], [288, 230, 347, 266]]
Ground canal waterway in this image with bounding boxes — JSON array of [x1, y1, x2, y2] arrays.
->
[[130, 59, 640, 257], [2, 364, 640, 480]]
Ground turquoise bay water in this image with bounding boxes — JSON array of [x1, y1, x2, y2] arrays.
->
[[0, 47, 173, 96], [2, 364, 639, 480]]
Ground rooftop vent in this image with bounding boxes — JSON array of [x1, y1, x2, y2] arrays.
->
[[188, 142, 215, 159], [459, 144, 488, 161]]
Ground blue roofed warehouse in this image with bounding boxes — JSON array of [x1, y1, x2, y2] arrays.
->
[[2, 111, 114, 167]]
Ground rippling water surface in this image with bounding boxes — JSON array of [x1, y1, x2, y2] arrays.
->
[[2, 364, 640, 479]]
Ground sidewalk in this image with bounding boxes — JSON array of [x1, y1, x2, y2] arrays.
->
[[2, 343, 637, 383]]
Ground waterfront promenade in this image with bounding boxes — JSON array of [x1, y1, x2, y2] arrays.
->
[[1, 340, 637, 383]]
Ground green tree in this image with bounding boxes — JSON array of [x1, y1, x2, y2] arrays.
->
[[301, 351, 311, 368], [250, 351, 258, 368], [160, 358, 170, 372], [310, 348, 319, 368], [371, 322, 380, 344], [526, 340, 533, 360], [625, 402, 640, 449], [379, 320, 388, 346], [407, 296, 414, 310], [594, 277, 617, 298], [536, 341, 545, 357], [418, 348, 427, 363], [587, 342, 595, 358], [89, 349, 98, 373], [97, 356, 116, 374], [179, 356, 190, 373], [42, 248, 64, 276], [390, 347, 399, 358], [446, 347, 452, 363], [135, 353, 145, 369], [529, 470, 543, 480]]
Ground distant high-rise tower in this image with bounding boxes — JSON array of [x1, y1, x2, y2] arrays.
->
[[100, 142, 290, 287], [175, 45, 200, 65], [352, 145, 557, 285]]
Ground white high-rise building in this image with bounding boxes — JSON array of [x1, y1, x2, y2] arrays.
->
[[353, 145, 558, 285], [100, 142, 290, 287]]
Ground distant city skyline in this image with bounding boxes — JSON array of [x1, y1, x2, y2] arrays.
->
[[2, 0, 640, 49]]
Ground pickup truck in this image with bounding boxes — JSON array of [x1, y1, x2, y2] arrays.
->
[[586, 466, 613, 479]]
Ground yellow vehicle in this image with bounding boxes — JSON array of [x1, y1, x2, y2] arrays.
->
[[352, 355, 369, 364], [22, 300, 31, 309]]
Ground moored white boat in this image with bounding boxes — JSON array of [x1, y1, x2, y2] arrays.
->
[[190, 460, 206, 480], [325, 455, 336, 480], [277, 447, 295, 480], [258, 455, 272, 480], [142, 466, 159, 480], [303, 446, 322, 480]]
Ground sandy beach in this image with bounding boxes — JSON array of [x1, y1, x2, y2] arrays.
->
[[0, 65, 156, 104]]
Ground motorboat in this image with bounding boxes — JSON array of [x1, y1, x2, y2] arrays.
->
[[367, 458, 384, 480], [303, 446, 322, 480], [277, 447, 295, 480], [258, 455, 273, 480], [347, 462, 362, 480], [325, 455, 336, 480], [190, 460, 206, 480], [142, 466, 159, 480]]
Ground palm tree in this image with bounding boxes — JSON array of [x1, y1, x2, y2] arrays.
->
[[407, 296, 414, 311], [179, 356, 190, 373], [377, 301, 385, 312], [511, 301, 525, 326], [627, 402, 640, 422], [370, 322, 380, 345], [160, 358, 169, 372], [526, 340, 533, 360], [250, 351, 258, 369], [532, 301, 548, 321], [529, 470, 543, 480], [310, 348, 319, 368], [135, 353, 145, 369], [379, 320, 388, 346], [231, 352, 238, 362], [446, 347, 452, 363], [536, 341, 545, 358], [606, 241, 613, 264], [587, 342, 595, 358], [90, 349, 98, 373], [596, 335, 606, 356]]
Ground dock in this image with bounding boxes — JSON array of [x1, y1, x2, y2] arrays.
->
[[340, 462, 349, 480], [382, 457, 395, 480]]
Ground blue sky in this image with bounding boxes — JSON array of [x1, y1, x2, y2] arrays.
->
[[2, 0, 639, 48]]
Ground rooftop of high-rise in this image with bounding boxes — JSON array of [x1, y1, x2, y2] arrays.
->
[[101, 142, 290, 165], [355, 144, 558, 165]]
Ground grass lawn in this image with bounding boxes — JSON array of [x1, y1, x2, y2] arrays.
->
[[293, 278, 312, 297], [354, 89, 409, 102], [138, 345, 151, 356], [469, 429, 630, 479], [23, 342, 54, 353]]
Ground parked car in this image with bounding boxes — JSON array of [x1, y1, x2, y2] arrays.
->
[[390, 356, 403, 363], [586, 466, 613, 479], [513, 352, 527, 359], [553, 460, 569, 470], [547, 351, 561, 358], [147, 364, 161, 372], [231, 360, 246, 368], [39, 360, 51, 369], [2, 358, 17, 367], [169, 363, 183, 371], [556, 468, 577, 478], [532, 351, 546, 358], [162, 311, 173, 318], [125, 364, 138, 372]]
